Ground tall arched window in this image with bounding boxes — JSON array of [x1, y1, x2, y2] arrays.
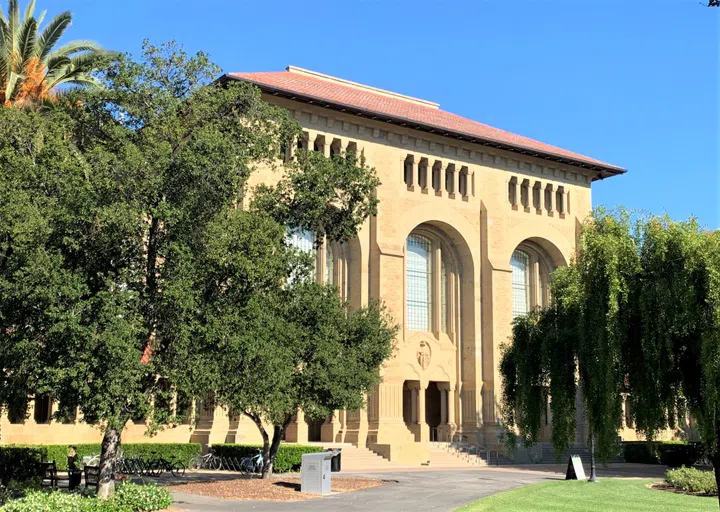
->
[[511, 244, 554, 318], [406, 234, 432, 331], [440, 259, 448, 333], [511, 250, 530, 318], [406, 230, 459, 335], [287, 229, 315, 280]]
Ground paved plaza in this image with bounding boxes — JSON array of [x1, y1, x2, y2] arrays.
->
[[167, 464, 668, 512]]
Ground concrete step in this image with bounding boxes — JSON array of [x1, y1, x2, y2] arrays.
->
[[310, 442, 401, 472]]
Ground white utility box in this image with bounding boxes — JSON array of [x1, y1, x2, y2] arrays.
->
[[300, 451, 337, 495]]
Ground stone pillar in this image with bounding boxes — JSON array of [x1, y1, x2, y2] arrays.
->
[[417, 382, 428, 442], [321, 410, 342, 442], [410, 388, 418, 423], [440, 388, 448, 425], [448, 387, 456, 427], [284, 409, 308, 443]]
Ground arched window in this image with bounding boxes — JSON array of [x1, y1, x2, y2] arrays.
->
[[511, 250, 530, 318], [406, 234, 432, 331], [511, 244, 554, 318], [440, 259, 448, 333], [287, 229, 315, 280], [406, 230, 459, 335]]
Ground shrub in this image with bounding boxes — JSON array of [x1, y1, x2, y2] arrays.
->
[[621, 441, 702, 467], [114, 483, 172, 511], [0, 443, 201, 483], [211, 444, 324, 473], [0, 490, 122, 512], [666, 466, 717, 495], [0, 484, 172, 511]]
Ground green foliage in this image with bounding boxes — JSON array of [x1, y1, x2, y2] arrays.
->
[[621, 441, 702, 467], [113, 483, 172, 511], [500, 210, 720, 473], [0, 483, 171, 511], [1, 490, 121, 512], [0, 444, 200, 481], [252, 149, 380, 244], [210, 444, 323, 473], [0, 448, 44, 485], [666, 467, 717, 495]]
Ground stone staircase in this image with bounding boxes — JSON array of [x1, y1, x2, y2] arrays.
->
[[314, 442, 401, 472], [426, 442, 485, 468]]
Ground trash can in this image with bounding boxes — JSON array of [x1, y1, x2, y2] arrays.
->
[[300, 451, 337, 495], [326, 448, 342, 472]]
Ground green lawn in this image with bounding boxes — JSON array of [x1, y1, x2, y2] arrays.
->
[[455, 479, 718, 512]]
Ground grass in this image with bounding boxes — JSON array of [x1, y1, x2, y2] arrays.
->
[[455, 478, 719, 512]]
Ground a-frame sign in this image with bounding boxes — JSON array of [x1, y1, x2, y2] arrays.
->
[[565, 455, 586, 480]]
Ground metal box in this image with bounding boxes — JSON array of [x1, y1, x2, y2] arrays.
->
[[300, 451, 337, 495]]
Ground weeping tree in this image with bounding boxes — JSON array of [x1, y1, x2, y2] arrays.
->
[[501, 210, 720, 503]]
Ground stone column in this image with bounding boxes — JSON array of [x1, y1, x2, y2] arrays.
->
[[284, 409, 308, 443], [440, 388, 448, 425], [448, 387, 456, 427], [417, 382, 428, 442], [321, 410, 341, 442], [410, 388, 418, 424]]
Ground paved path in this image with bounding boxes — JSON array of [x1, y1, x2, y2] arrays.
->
[[170, 469, 549, 511], [167, 464, 669, 512]]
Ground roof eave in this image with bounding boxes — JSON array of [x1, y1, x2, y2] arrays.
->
[[222, 74, 627, 180]]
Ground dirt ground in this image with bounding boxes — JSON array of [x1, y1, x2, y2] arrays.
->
[[168, 476, 387, 501]]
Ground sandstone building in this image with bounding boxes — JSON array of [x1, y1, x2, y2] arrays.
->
[[3, 67, 647, 463]]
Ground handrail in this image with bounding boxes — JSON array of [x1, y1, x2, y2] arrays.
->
[[448, 431, 500, 466]]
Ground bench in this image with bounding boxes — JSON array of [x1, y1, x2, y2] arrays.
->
[[84, 465, 100, 489]]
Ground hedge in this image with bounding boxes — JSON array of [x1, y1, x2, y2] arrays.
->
[[0, 443, 200, 483], [621, 441, 703, 467], [666, 466, 717, 495], [211, 444, 324, 473]]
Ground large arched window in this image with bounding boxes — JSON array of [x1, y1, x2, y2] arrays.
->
[[287, 229, 350, 299], [406, 230, 459, 335], [511, 244, 552, 318], [511, 250, 530, 318], [406, 234, 432, 331]]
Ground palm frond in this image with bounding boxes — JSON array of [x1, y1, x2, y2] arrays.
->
[[22, 0, 36, 22], [47, 72, 103, 91], [18, 17, 37, 65], [45, 54, 70, 72], [67, 51, 106, 72], [8, 0, 20, 58], [36, 9, 45, 26], [4, 70, 22, 101], [37, 10, 71, 62], [44, 39, 103, 60]]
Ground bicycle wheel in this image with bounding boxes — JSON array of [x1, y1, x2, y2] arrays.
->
[[188, 457, 200, 472], [209, 456, 221, 470], [171, 462, 186, 477]]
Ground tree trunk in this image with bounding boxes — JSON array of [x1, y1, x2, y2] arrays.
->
[[97, 427, 121, 499], [262, 425, 283, 480]]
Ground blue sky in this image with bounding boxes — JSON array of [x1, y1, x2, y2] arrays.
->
[[36, 0, 720, 228]]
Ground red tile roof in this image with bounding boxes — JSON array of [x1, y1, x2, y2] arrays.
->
[[224, 67, 625, 177]]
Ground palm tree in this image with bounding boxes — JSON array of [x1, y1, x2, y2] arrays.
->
[[0, 0, 108, 107]]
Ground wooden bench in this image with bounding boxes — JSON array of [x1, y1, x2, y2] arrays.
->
[[39, 461, 58, 489], [84, 465, 100, 489]]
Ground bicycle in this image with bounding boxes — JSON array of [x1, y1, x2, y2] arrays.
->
[[240, 449, 263, 475], [188, 452, 220, 471], [145, 451, 185, 477]]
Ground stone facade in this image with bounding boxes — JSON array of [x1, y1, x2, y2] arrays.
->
[[3, 68, 682, 461]]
